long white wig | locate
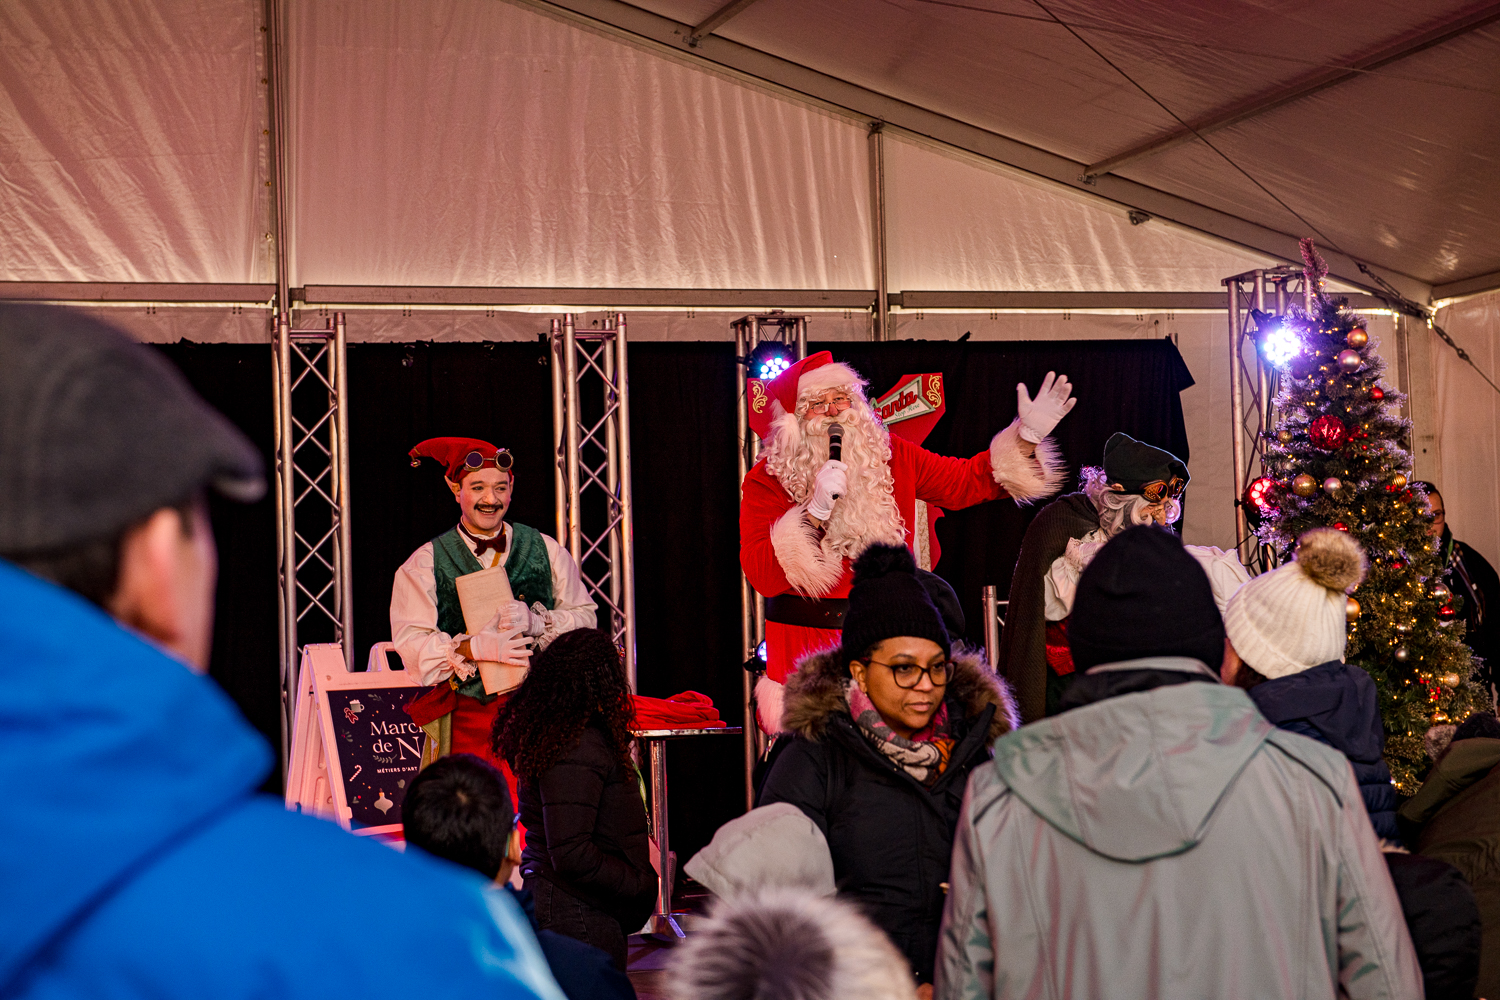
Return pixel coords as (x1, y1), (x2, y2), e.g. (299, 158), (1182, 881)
(1080, 465), (1182, 536)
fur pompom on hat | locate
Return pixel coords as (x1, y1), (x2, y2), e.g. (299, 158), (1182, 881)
(1225, 528), (1367, 680)
(667, 887), (918, 1000)
(838, 544), (951, 668)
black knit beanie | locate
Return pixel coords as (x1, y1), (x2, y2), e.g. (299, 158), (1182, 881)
(1068, 525), (1224, 671)
(839, 544), (951, 667)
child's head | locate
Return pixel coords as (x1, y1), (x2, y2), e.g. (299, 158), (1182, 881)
(401, 753), (519, 883)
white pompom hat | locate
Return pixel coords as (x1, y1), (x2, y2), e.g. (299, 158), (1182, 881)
(1224, 528), (1368, 680)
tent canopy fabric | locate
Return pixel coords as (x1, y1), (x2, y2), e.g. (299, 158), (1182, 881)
(5, 0), (1497, 300)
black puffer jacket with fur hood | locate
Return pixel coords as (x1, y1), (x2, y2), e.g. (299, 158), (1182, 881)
(757, 646), (1018, 985)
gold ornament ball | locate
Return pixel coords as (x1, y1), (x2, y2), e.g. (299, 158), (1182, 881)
(1433, 709), (1450, 723)
(1394, 645), (1410, 663)
(1277, 429), (1293, 444)
(1441, 672), (1461, 687)
(1396, 621), (1412, 634)
(1346, 597), (1361, 622)
(1346, 328), (1369, 349)
(1337, 349), (1363, 372)
(1391, 473), (1408, 488)
(1292, 474), (1318, 497)
(1430, 582), (1452, 601)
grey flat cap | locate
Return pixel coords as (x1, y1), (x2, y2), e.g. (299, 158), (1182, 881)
(0, 305), (264, 554)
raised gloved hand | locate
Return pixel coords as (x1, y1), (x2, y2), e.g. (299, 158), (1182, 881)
(1016, 371), (1077, 443)
(807, 459), (848, 520)
(468, 625), (531, 665)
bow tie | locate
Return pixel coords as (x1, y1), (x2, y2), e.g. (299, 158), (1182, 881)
(460, 526), (507, 559)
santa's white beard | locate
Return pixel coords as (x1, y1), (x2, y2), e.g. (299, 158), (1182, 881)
(764, 404), (905, 559)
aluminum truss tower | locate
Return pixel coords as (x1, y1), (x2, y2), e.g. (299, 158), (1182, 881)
(274, 313), (354, 774)
(550, 314), (638, 689)
(1224, 267), (1309, 574)
(733, 312), (808, 810)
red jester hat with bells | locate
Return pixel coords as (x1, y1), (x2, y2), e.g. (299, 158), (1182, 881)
(408, 437), (513, 483)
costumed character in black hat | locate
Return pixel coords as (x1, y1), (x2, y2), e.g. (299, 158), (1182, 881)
(998, 432), (1248, 722)
(741, 352), (1074, 732)
(393, 437), (597, 772)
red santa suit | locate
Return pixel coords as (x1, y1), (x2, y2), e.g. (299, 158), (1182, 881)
(739, 353), (1067, 729)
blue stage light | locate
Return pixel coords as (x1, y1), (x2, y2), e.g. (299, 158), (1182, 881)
(756, 640), (767, 662)
(758, 356), (791, 380)
(1260, 323), (1301, 369)
(746, 342), (796, 382)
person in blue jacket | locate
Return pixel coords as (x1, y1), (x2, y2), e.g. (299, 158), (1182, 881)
(1221, 527), (1399, 840)
(0, 304), (563, 1000)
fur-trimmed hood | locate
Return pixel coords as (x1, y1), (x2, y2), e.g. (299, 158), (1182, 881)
(782, 645), (1019, 744)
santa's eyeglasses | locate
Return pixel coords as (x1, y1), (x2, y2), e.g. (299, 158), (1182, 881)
(463, 449), (514, 471)
(801, 395), (853, 416)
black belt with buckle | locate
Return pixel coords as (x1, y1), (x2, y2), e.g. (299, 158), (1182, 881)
(765, 595), (848, 629)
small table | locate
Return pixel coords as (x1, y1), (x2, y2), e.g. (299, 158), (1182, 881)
(631, 726), (744, 939)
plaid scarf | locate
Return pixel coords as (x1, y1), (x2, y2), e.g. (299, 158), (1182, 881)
(847, 683), (954, 788)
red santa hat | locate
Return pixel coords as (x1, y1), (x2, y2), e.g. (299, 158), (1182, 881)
(748, 351), (864, 439)
(408, 437), (513, 482)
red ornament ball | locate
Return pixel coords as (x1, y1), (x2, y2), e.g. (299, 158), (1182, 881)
(1333, 522), (1349, 532)
(1370, 386), (1385, 401)
(1307, 415), (1349, 451)
(1439, 604), (1458, 621)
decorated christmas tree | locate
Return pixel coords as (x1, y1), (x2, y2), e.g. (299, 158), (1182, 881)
(1250, 240), (1486, 791)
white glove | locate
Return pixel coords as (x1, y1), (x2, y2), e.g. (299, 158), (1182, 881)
(807, 460), (848, 520)
(1016, 371), (1077, 443)
(469, 625), (531, 665)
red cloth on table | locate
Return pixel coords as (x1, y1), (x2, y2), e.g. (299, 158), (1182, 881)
(631, 691), (725, 730)
(740, 434), (1010, 682)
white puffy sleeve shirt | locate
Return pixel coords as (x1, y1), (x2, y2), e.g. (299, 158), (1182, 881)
(389, 523), (598, 686)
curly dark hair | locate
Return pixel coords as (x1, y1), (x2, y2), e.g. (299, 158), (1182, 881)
(492, 628), (636, 783)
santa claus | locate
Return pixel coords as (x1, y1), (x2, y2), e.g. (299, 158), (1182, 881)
(740, 351), (1075, 730)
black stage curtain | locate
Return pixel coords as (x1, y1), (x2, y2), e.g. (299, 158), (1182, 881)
(157, 337), (1190, 857)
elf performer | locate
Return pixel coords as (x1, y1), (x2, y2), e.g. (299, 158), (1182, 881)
(741, 351), (1074, 732)
(997, 432), (1248, 724)
(394, 437), (597, 768)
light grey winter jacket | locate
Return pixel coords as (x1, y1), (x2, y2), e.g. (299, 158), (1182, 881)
(936, 658), (1423, 1000)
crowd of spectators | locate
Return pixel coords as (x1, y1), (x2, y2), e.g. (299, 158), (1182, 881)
(6, 304), (1500, 999)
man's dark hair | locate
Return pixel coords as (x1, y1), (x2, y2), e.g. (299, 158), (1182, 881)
(1452, 711), (1500, 743)
(401, 753), (515, 880)
(1, 495), (201, 609)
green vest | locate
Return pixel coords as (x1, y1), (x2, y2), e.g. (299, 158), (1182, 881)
(431, 522), (555, 702)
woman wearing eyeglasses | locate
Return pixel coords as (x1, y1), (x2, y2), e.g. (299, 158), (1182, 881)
(757, 542), (1019, 995)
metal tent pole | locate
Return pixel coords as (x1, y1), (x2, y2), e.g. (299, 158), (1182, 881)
(614, 313), (638, 690)
(563, 315), (582, 562)
(333, 313), (354, 671)
(1227, 280), (1251, 564)
(275, 315), (297, 771)
(550, 319), (566, 544)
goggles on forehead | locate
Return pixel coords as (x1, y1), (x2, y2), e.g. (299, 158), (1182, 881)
(463, 448), (513, 472)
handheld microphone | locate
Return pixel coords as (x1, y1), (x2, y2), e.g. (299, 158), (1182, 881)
(827, 422), (844, 501)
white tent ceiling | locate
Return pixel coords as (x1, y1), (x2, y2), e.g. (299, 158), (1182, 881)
(4, 0), (1500, 558)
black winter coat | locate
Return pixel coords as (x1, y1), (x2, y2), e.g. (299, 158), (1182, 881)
(518, 724), (657, 932)
(757, 648), (1018, 985)
(1247, 660), (1400, 841)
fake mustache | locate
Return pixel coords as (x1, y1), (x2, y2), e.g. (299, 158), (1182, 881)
(473, 502), (505, 514)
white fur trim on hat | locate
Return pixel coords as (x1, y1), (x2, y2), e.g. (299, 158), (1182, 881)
(796, 362), (864, 402)
(1224, 530), (1366, 680)
(989, 419), (1067, 503)
(769, 506), (845, 598)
